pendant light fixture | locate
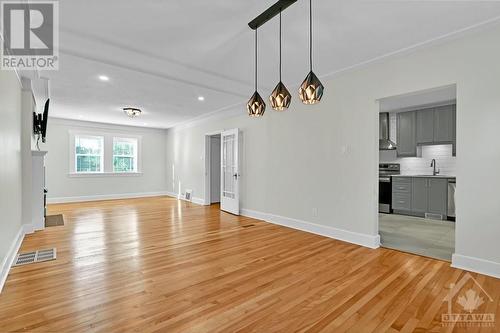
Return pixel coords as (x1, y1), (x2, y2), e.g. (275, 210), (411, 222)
(247, 28), (266, 117)
(298, 0), (324, 104)
(269, 10), (291, 111)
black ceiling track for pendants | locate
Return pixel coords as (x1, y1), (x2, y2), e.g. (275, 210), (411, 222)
(248, 0), (297, 30)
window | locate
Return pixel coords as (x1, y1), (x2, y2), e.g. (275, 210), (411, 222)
(75, 135), (104, 173)
(69, 131), (141, 176)
(113, 137), (138, 172)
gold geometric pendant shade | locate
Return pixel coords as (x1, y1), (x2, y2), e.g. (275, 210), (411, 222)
(247, 91), (266, 117)
(298, 71), (324, 105)
(270, 81), (291, 111)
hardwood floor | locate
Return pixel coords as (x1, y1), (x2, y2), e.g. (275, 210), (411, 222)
(0, 196), (498, 332)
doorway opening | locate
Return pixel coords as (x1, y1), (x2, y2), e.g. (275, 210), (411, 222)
(377, 84), (457, 261)
(204, 129), (241, 215)
(206, 134), (221, 205)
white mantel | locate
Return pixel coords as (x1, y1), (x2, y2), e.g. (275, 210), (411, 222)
(32, 150), (47, 230)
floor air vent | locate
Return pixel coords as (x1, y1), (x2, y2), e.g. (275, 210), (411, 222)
(424, 213), (444, 221)
(13, 248), (57, 267)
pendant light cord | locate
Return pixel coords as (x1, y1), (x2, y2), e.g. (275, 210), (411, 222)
(309, 0), (313, 72)
(255, 28), (258, 91)
(279, 10), (282, 82)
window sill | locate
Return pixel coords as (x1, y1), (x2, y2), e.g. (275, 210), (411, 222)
(68, 172), (143, 178)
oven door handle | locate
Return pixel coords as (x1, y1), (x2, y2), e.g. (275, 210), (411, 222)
(379, 177), (391, 183)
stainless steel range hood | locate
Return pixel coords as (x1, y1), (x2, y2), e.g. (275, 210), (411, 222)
(379, 112), (397, 150)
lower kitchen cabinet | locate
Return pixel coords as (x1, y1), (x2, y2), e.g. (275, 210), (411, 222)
(427, 178), (448, 215)
(392, 177), (449, 218)
(411, 178), (428, 213)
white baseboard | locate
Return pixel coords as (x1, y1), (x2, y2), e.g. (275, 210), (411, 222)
(241, 208), (380, 249)
(47, 191), (170, 204)
(241, 208), (270, 222)
(165, 191), (179, 199)
(167, 191), (205, 206)
(452, 254), (500, 279)
(0, 224), (34, 293)
(192, 197), (205, 205)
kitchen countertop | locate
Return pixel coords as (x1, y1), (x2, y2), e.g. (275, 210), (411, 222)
(392, 174), (456, 179)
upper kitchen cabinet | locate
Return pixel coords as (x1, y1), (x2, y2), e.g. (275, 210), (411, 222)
(416, 108), (434, 144)
(434, 105), (455, 144)
(397, 111), (417, 157)
(396, 104), (456, 157)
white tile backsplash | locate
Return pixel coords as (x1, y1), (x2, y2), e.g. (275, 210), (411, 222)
(380, 144), (456, 176)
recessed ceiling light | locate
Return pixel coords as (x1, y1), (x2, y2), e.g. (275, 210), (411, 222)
(198, 96), (205, 101)
(78, 115), (84, 119)
(98, 75), (110, 82)
(143, 122), (148, 126)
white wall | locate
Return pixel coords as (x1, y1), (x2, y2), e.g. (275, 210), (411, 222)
(21, 81), (36, 228)
(0, 70), (23, 286)
(166, 24), (500, 277)
(42, 118), (168, 202)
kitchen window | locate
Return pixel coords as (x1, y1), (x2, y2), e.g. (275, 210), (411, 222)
(113, 137), (138, 173)
(75, 135), (104, 173)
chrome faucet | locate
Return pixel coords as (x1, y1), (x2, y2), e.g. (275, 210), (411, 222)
(430, 159), (440, 176)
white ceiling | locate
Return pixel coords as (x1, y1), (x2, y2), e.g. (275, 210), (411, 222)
(31, 0), (500, 128)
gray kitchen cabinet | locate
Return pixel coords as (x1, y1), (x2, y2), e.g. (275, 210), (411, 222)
(392, 193), (412, 211)
(397, 111), (417, 157)
(392, 178), (412, 212)
(434, 105), (455, 143)
(416, 108), (434, 144)
(393, 176), (450, 218)
(411, 178), (428, 213)
(428, 178), (448, 215)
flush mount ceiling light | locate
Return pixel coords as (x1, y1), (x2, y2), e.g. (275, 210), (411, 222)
(246, 28), (266, 117)
(269, 10), (291, 111)
(299, 0), (324, 104)
(123, 107), (142, 118)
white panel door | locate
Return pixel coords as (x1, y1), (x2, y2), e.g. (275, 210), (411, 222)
(220, 128), (239, 215)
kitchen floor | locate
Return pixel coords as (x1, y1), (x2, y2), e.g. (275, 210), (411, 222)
(379, 213), (455, 261)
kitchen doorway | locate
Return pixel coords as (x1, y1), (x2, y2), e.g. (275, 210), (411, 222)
(377, 85), (457, 261)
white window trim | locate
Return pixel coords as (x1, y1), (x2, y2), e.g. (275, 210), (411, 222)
(68, 130), (142, 176)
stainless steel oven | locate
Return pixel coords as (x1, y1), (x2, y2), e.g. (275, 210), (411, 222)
(379, 163), (400, 213)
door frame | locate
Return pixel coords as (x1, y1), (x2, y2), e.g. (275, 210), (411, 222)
(203, 130), (223, 205)
(375, 84), (457, 255)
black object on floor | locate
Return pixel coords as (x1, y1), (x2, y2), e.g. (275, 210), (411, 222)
(45, 214), (64, 227)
